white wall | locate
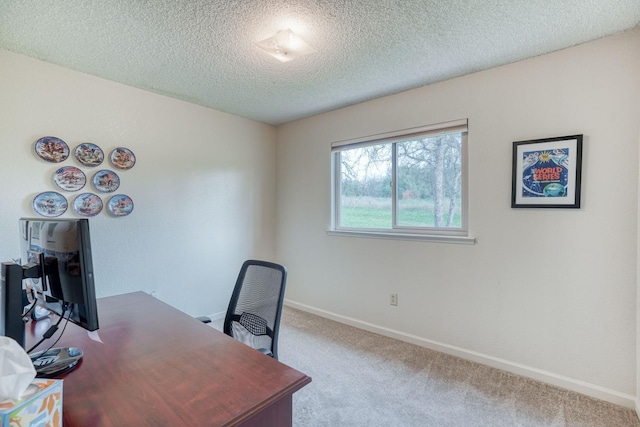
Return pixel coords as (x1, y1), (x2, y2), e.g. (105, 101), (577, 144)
(0, 49), (277, 318)
(276, 28), (640, 407)
(1, 28), (638, 410)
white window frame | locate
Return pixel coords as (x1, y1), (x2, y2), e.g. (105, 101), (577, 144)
(329, 119), (474, 244)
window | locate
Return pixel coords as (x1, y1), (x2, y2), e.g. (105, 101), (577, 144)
(331, 119), (469, 241)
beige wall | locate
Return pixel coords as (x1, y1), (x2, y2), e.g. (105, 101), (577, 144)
(276, 28), (640, 407)
(0, 49), (277, 318)
(2, 27), (639, 410)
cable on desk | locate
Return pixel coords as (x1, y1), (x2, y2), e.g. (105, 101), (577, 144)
(27, 305), (69, 355)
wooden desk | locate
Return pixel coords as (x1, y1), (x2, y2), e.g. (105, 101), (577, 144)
(26, 291), (311, 426)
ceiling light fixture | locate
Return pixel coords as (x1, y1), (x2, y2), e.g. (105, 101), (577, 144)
(255, 29), (315, 63)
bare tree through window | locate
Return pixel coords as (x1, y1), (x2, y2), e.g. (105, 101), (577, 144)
(334, 123), (467, 235)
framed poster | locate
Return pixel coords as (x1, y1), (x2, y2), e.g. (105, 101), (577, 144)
(511, 134), (583, 208)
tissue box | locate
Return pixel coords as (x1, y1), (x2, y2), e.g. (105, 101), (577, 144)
(0, 379), (62, 427)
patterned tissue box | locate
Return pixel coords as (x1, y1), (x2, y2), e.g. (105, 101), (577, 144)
(0, 379), (62, 427)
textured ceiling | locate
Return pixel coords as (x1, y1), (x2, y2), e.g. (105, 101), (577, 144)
(1, 1), (639, 125)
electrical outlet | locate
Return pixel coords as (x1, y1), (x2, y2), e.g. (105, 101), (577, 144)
(390, 293), (398, 306)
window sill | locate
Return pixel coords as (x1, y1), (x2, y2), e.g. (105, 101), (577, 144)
(327, 229), (476, 244)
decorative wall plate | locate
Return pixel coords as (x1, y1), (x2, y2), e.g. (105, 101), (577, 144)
(53, 166), (86, 192)
(33, 191), (68, 217)
(107, 194), (134, 217)
(92, 169), (120, 193)
(73, 193), (103, 217)
(109, 147), (136, 170)
(34, 136), (69, 163)
(74, 143), (104, 167)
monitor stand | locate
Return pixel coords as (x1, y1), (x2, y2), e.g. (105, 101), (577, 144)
(30, 347), (83, 378)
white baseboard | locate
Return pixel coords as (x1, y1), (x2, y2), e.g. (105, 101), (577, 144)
(284, 299), (636, 410)
(636, 397), (640, 421)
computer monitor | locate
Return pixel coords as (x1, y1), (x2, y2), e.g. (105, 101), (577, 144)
(0, 218), (99, 377)
(19, 218), (99, 332)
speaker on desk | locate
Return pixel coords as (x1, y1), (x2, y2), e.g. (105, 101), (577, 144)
(1, 262), (27, 348)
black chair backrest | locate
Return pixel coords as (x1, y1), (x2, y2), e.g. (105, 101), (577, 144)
(223, 260), (287, 359)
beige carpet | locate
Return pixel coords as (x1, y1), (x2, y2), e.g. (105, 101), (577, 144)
(213, 307), (640, 426)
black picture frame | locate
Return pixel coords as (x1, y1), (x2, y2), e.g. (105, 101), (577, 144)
(511, 134), (583, 208)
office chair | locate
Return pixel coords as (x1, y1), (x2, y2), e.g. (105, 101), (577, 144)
(200, 260), (287, 359)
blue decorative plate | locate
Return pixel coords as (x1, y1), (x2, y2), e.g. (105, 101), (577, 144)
(33, 191), (68, 217)
(107, 194), (134, 217)
(92, 170), (120, 193)
(109, 147), (136, 170)
(73, 193), (103, 217)
(54, 166), (86, 192)
(74, 143), (104, 167)
(34, 136), (70, 163)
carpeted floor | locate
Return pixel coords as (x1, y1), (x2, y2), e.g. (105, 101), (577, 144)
(213, 307), (640, 426)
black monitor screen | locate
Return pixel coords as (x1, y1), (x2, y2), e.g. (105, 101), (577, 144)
(20, 218), (99, 331)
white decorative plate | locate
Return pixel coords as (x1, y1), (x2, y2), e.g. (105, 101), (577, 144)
(35, 136), (69, 163)
(107, 194), (134, 217)
(74, 143), (104, 167)
(33, 191), (68, 217)
(92, 170), (120, 193)
(54, 166), (86, 192)
(73, 193), (103, 217)
(109, 147), (136, 170)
